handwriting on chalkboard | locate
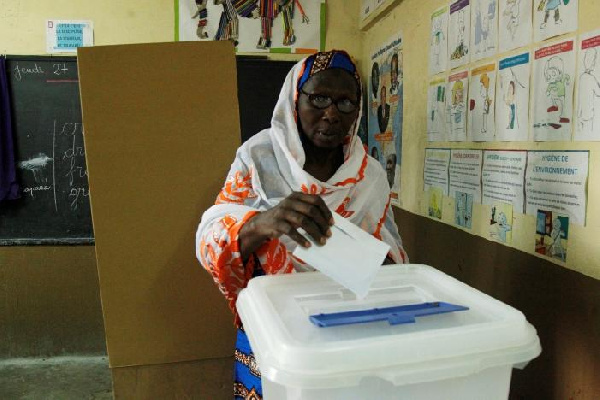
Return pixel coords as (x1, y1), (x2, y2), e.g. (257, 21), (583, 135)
(58, 121), (89, 210)
(13, 61), (71, 82)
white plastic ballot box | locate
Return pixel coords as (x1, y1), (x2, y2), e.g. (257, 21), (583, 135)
(236, 264), (541, 400)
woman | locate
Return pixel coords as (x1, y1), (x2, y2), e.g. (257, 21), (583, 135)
(196, 50), (408, 399)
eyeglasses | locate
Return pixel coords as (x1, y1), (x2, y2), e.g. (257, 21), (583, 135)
(299, 89), (358, 114)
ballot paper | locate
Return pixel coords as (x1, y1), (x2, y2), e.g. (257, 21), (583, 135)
(293, 213), (390, 298)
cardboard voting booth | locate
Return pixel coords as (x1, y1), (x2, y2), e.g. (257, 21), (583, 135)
(78, 41), (241, 396)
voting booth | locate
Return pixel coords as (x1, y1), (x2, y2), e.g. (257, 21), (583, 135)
(237, 264), (541, 400)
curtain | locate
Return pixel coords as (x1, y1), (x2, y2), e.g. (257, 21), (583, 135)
(0, 55), (19, 201)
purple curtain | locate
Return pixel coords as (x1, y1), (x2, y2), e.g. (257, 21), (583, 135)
(0, 55), (19, 201)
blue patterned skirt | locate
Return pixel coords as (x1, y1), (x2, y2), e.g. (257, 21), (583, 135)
(234, 328), (262, 399)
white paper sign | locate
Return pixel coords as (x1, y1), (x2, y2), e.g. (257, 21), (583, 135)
(482, 150), (527, 212)
(427, 78), (448, 142)
(449, 0), (471, 69)
(497, 52), (531, 141)
(470, 0), (498, 63)
(424, 148), (451, 195)
(499, 0), (532, 53)
(447, 70), (469, 141)
(449, 149), (483, 202)
(46, 20), (93, 54)
(429, 6), (449, 75)
(575, 30), (600, 141)
(468, 63), (496, 141)
(533, 0), (578, 43)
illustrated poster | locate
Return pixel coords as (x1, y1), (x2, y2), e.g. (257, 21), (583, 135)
(449, 0), (471, 69)
(499, 0), (533, 53)
(469, 63), (496, 141)
(497, 52), (531, 141)
(470, 0), (498, 63)
(424, 148), (451, 195)
(430, 6), (449, 75)
(535, 209), (569, 262)
(575, 30), (600, 141)
(533, 0), (578, 43)
(427, 77), (447, 142)
(447, 70), (469, 141)
(449, 149), (483, 203)
(482, 150), (527, 212)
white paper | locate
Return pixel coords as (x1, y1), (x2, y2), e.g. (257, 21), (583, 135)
(525, 151), (589, 225)
(533, 0), (578, 43)
(429, 6), (449, 75)
(292, 213), (390, 299)
(575, 30), (600, 141)
(361, 0), (376, 20)
(470, 0), (498, 63)
(499, 0), (533, 53)
(468, 63), (496, 141)
(449, 0), (471, 69)
(450, 149), (483, 203)
(497, 52), (531, 141)
(446, 70), (469, 141)
(178, 0), (324, 53)
(46, 20), (93, 54)
(427, 78), (447, 142)
(532, 38), (576, 141)
(482, 150), (527, 212)
(424, 148), (451, 195)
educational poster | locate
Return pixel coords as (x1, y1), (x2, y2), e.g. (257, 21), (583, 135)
(449, 0), (471, 69)
(482, 150), (527, 211)
(427, 78), (447, 142)
(455, 191), (474, 228)
(525, 150), (589, 225)
(178, 0), (325, 53)
(470, 0), (498, 63)
(533, 39), (575, 141)
(499, 0), (532, 53)
(424, 148), (451, 195)
(449, 149), (483, 203)
(46, 20), (94, 54)
(361, 0), (375, 21)
(489, 201), (513, 243)
(535, 209), (569, 262)
(533, 0), (578, 43)
(368, 33), (404, 205)
(497, 53), (531, 141)
(575, 30), (600, 141)
(468, 63), (496, 141)
(429, 6), (449, 75)
(428, 187), (444, 219)
(446, 70), (469, 141)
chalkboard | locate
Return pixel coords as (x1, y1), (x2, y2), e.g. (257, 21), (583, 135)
(0, 56), (93, 245)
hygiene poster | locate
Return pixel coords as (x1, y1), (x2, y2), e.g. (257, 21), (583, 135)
(449, 149), (483, 203)
(497, 52), (531, 141)
(424, 148), (451, 195)
(575, 30), (600, 141)
(446, 70), (469, 141)
(368, 32), (404, 206)
(533, 0), (578, 43)
(525, 150), (589, 225)
(470, 0), (498, 63)
(427, 77), (448, 142)
(468, 63), (496, 141)
(482, 150), (527, 212)
(449, 0), (471, 70)
(499, 0), (533, 53)
(429, 6), (449, 76)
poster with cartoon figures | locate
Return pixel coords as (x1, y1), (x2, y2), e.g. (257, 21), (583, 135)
(446, 71), (469, 141)
(499, 0), (533, 53)
(449, 149), (483, 203)
(427, 78), (447, 142)
(429, 6), (449, 75)
(469, 63), (496, 141)
(449, 0), (471, 69)
(497, 53), (531, 141)
(470, 0), (498, 63)
(533, 0), (578, 43)
(533, 39), (575, 141)
(535, 209), (569, 262)
(455, 191), (474, 229)
(368, 33), (404, 206)
(178, 0), (325, 53)
(489, 201), (513, 244)
(575, 30), (600, 141)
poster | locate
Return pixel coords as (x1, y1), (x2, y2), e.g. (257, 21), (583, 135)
(429, 6), (449, 75)
(482, 150), (527, 212)
(446, 70), (469, 141)
(470, 0), (498, 63)
(535, 209), (569, 262)
(46, 20), (94, 54)
(368, 33), (404, 205)
(424, 148), (451, 195)
(533, 39), (575, 141)
(361, 0), (375, 21)
(449, 0), (471, 69)
(455, 190), (474, 228)
(178, 0), (325, 53)
(449, 149), (483, 203)
(489, 201), (513, 243)
(497, 52), (531, 141)
(525, 151), (589, 225)
(499, 0), (532, 53)
(428, 187), (444, 219)
(468, 63), (496, 141)
(575, 30), (600, 141)
(533, 0), (578, 43)
(427, 77), (447, 142)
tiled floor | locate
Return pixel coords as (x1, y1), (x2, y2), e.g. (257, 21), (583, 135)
(0, 356), (113, 400)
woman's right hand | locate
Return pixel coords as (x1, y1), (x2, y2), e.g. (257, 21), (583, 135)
(238, 192), (334, 260)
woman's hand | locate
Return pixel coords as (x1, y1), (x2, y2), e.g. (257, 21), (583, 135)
(239, 192), (334, 260)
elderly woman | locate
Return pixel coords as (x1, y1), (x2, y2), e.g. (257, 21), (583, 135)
(196, 50), (408, 399)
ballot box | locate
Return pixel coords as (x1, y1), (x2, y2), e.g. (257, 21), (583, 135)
(236, 264), (541, 400)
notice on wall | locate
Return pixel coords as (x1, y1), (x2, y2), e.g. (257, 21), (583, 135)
(470, 0), (498, 63)
(468, 63), (496, 141)
(533, 39), (576, 141)
(482, 150), (526, 212)
(533, 0), (578, 43)
(535, 209), (569, 262)
(489, 201), (513, 244)
(499, 0), (533, 53)
(429, 6), (449, 75)
(449, 149), (483, 202)
(455, 190), (474, 229)
(427, 77), (447, 142)
(46, 20), (93, 54)
(525, 151), (589, 225)
(447, 70), (469, 141)
(424, 148), (451, 195)
(497, 52), (531, 141)
(575, 30), (600, 141)
(449, 0), (471, 69)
